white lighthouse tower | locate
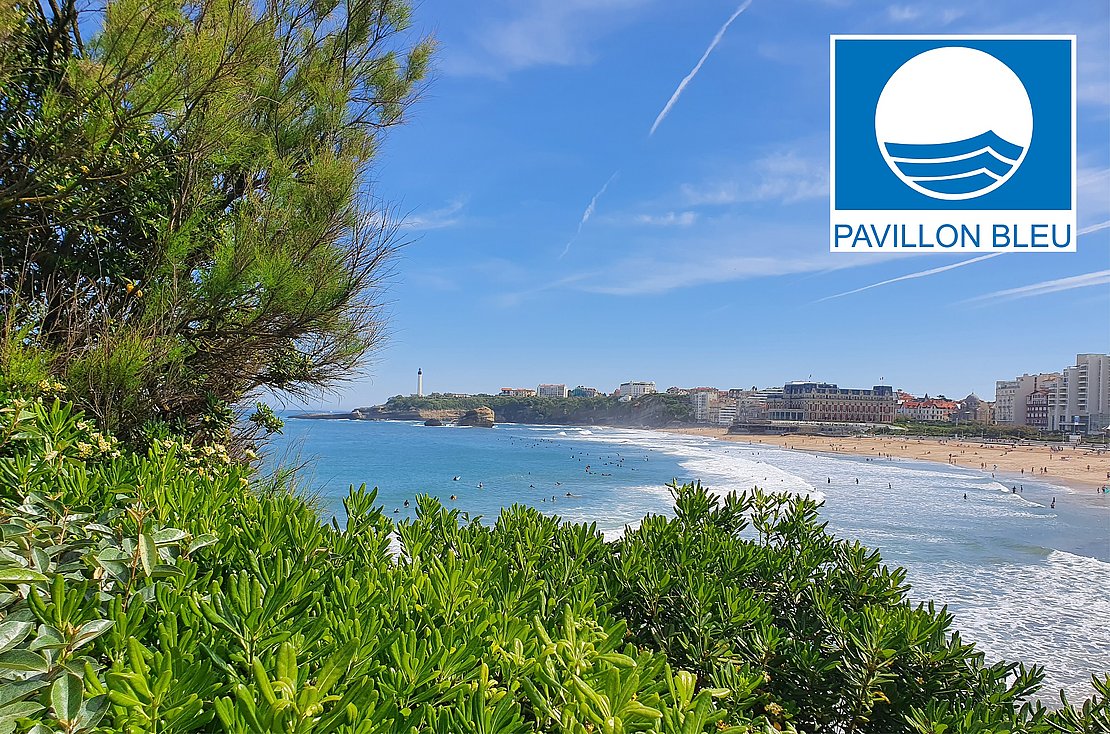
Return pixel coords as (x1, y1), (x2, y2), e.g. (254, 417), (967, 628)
(417, 368), (423, 397)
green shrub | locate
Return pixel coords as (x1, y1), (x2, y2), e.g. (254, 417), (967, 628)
(0, 398), (1106, 733)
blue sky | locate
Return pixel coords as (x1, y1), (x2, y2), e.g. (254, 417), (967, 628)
(307, 0), (1109, 408)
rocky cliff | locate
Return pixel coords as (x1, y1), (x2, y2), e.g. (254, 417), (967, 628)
(456, 406), (495, 427)
(351, 405), (464, 422)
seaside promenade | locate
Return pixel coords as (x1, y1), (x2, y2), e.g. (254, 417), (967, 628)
(666, 428), (1110, 490)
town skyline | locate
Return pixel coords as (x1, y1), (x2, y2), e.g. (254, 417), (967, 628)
(340, 352), (1106, 435)
(297, 346), (1108, 412)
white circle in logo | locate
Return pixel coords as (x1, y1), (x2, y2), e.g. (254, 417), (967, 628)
(875, 47), (1032, 200)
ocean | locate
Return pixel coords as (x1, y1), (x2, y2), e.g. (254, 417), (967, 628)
(265, 417), (1110, 701)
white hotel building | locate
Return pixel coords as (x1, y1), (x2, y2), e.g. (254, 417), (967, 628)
(617, 381), (656, 398)
(995, 354), (1110, 434)
(1049, 354), (1110, 434)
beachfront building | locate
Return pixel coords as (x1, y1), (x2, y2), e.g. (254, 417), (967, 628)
(994, 372), (1059, 425)
(500, 387), (537, 397)
(569, 386), (599, 397)
(665, 387), (691, 395)
(951, 394), (991, 424)
(616, 381), (656, 398)
(897, 397), (959, 422)
(767, 382), (895, 424)
(690, 389), (718, 423)
(994, 380), (1018, 424)
(1049, 353), (1110, 434)
(537, 384), (568, 398)
(716, 398), (739, 426)
(1026, 390), (1050, 431)
(734, 388), (780, 422)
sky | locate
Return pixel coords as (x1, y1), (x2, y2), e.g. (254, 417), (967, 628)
(303, 0), (1110, 409)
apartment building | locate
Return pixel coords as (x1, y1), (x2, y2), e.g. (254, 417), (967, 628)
(994, 373), (1060, 425)
(716, 399), (739, 426)
(1049, 353), (1110, 434)
(690, 389), (718, 423)
(1026, 390), (1050, 431)
(536, 384), (568, 398)
(500, 388), (536, 397)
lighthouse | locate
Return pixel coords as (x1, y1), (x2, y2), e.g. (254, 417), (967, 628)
(417, 368), (423, 397)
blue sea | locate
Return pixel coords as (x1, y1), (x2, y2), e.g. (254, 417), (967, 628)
(266, 418), (1110, 701)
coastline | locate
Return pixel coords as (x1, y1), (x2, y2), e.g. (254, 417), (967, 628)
(660, 427), (1110, 492)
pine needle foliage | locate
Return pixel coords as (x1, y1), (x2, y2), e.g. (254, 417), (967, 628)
(0, 0), (431, 441)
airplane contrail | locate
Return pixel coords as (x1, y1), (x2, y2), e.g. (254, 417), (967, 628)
(560, 3), (753, 259)
(560, 170), (619, 259)
(816, 219), (1110, 302)
(1078, 219), (1110, 235)
(649, 0), (754, 137)
(815, 253), (1004, 302)
(965, 269), (1110, 303)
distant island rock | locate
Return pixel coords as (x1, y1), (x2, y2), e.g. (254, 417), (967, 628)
(424, 418), (444, 426)
(456, 406), (495, 428)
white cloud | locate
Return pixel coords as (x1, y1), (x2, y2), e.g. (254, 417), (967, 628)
(681, 149), (829, 206)
(578, 254), (832, 295)
(633, 211), (699, 226)
(886, 4), (965, 24)
(444, 0), (649, 76)
(403, 199), (466, 230)
(1078, 165), (1110, 227)
(886, 5), (922, 22)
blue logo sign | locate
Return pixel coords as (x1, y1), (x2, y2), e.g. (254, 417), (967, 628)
(830, 36), (1076, 252)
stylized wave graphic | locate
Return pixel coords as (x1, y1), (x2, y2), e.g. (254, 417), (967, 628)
(884, 131), (1024, 197)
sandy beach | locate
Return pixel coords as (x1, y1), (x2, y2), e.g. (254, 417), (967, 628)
(664, 427), (1110, 491)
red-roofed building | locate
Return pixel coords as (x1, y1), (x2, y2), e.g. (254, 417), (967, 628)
(897, 398), (959, 422)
